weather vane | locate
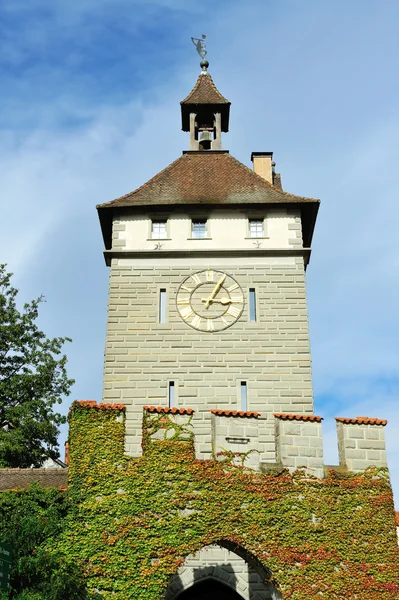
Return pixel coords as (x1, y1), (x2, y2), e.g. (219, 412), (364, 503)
(191, 34), (207, 60)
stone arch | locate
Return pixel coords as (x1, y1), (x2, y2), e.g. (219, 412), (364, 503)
(177, 577), (245, 599)
(163, 540), (282, 600)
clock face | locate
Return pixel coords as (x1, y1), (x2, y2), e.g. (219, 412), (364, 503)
(176, 270), (244, 332)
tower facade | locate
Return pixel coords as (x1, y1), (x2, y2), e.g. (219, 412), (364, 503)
(59, 59), (398, 600)
(97, 61), (320, 467)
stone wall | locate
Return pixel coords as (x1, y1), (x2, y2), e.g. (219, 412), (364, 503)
(103, 256), (314, 459)
(336, 417), (388, 471)
(164, 544), (281, 600)
(275, 414), (324, 478)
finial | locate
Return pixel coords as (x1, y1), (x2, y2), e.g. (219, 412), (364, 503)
(191, 34), (208, 73)
(200, 59), (209, 74)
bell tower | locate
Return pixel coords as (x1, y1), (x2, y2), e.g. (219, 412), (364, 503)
(180, 58), (230, 150)
(97, 56), (321, 470)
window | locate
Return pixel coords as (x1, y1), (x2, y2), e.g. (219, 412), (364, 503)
(192, 219), (207, 239)
(249, 218), (264, 238)
(240, 382), (248, 412)
(152, 220), (167, 239)
(249, 288), (256, 322)
(159, 289), (167, 324)
(168, 381), (175, 408)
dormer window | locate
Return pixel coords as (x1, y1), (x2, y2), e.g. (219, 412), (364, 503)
(249, 218), (264, 238)
(152, 220), (167, 239)
(191, 219), (207, 239)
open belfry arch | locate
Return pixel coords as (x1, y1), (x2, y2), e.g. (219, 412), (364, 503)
(54, 46), (399, 599)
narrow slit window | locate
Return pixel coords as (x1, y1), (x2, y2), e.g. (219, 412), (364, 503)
(240, 382), (248, 412)
(249, 218), (264, 238)
(249, 288), (256, 322)
(192, 219), (207, 238)
(152, 220), (167, 239)
(159, 289), (166, 323)
(168, 381), (175, 408)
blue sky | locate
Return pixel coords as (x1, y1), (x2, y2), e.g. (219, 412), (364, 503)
(1, 0), (399, 503)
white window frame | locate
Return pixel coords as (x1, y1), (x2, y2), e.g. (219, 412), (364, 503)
(191, 219), (208, 239)
(151, 219), (168, 239)
(248, 218), (264, 238)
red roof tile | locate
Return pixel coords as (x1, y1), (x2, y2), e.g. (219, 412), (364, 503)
(73, 400), (125, 410)
(335, 417), (387, 426)
(98, 152), (316, 210)
(181, 72), (230, 106)
(274, 413), (323, 422)
(97, 152), (319, 251)
(211, 409), (260, 418)
(144, 406), (194, 415)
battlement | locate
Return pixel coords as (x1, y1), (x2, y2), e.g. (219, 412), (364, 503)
(69, 401), (388, 478)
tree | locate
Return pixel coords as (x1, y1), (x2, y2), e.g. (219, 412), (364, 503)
(0, 265), (74, 468)
(0, 485), (89, 600)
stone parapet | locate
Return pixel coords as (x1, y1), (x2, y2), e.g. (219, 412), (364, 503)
(274, 413), (324, 478)
(336, 416), (388, 472)
(211, 411), (261, 469)
(66, 402), (390, 479)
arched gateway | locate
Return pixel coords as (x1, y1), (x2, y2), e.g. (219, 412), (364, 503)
(164, 542), (281, 600)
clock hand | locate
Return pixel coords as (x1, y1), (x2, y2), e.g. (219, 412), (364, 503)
(204, 274), (226, 309)
(201, 297), (232, 305)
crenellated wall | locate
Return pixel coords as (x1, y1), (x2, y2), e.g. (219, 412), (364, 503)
(132, 404), (388, 476)
(61, 400), (399, 599)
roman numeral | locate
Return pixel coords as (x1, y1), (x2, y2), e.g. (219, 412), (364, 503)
(231, 296), (243, 303)
(180, 307), (194, 320)
(221, 316), (230, 326)
(191, 315), (202, 329)
(177, 297), (190, 305)
(207, 319), (214, 331)
(181, 285), (193, 293)
(190, 273), (202, 285)
(227, 305), (241, 318)
(206, 270), (214, 282)
(227, 283), (239, 292)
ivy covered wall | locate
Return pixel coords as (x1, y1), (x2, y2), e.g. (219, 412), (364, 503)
(57, 401), (399, 599)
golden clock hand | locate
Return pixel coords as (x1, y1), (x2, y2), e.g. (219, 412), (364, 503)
(204, 274), (226, 309)
(201, 297), (232, 305)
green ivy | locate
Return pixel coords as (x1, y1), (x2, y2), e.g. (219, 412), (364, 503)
(2, 403), (399, 599)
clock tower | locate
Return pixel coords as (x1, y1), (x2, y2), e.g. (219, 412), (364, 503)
(97, 58), (320, 468)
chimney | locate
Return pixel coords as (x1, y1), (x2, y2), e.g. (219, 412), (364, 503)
(251, 152), (274, 184)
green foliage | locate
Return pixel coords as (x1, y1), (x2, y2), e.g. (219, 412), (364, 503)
(56, 404), (399, 600)
(2, 404), (398, 599)
(0, 484), (87, 599)
(0, 265), (74, 467)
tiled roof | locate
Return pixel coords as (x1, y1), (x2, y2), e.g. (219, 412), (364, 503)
(98, 152), (317, 209)
(335, 417), (387, 426)
(274, 413), (323, 422)
(73, 400), (126, 410)
(97, 151), (319, 250)
(181, 72), (230, 106)
(144, 406), (194, 415)
(0, 469), (68, 491)
(211, 409), (260, 418)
